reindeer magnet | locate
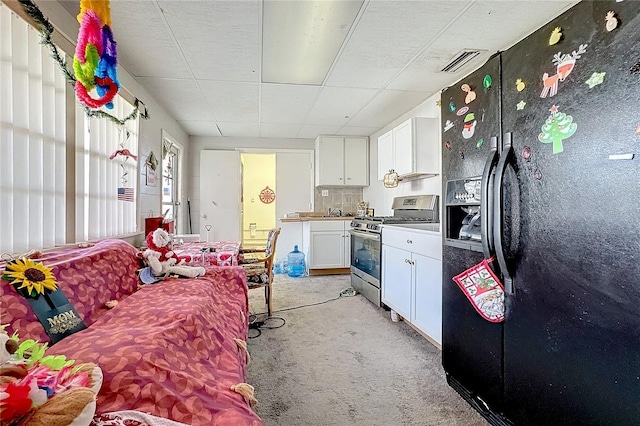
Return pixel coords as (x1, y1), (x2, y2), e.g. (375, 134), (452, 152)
(540, 44), (588, 98)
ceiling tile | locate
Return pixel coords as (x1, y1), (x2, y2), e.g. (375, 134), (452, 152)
(260, 123), (303, 139)
(137, 78), (213, 121)
(261, 84), (321, 124)
(325, 1), (469, 89)
(305, 86), (378, 125)
(108, 1), (191, 79)
(387, 1), (577, 91)
(298, 124), (342, 139)
(198, 81), (259, 123)
(217, 122), (261, 138)
(178, 121), (222, 137)
(158, 0), (261, 82)
(347, 89), (430, 128)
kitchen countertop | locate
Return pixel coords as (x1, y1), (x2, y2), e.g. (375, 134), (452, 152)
(280, 216), (355, 222)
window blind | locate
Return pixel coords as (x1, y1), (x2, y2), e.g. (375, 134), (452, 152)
(75, 96), (139, 242)
(0, 4), (67, 255)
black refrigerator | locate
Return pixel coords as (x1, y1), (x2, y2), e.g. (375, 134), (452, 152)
(441, 1), (640, 425)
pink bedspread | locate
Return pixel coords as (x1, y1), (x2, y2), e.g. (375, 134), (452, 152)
(55, 268), (262, 425)
(1, 239), (263, 426)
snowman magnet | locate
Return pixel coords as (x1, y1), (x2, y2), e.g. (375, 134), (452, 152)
(462, 113), (477, 139)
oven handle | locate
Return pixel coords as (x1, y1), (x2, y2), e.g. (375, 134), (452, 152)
(349, 230), (381, 241)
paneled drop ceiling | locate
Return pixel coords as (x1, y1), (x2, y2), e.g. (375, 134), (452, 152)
(58, 0), (578, 139)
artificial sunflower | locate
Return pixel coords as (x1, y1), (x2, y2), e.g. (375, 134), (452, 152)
(2, 258), (58, 297)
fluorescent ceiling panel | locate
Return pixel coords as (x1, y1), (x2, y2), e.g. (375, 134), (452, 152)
(262, 0), (363, 85)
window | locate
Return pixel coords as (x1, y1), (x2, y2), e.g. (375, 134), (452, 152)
(75, 97), (139, 242)
(0, 4), (139, 255)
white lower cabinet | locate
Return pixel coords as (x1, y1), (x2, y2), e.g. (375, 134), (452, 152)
(382, 226), (442, 346)
(307, 220), (351, 269)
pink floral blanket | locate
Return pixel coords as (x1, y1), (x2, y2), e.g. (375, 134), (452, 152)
(1, 240), (263, 426)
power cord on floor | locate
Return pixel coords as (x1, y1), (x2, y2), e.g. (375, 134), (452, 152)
(248, 287), (358, 339)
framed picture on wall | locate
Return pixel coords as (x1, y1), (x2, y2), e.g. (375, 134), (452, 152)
(146, 166), (157, 187)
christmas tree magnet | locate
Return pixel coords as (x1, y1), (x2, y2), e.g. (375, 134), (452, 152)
(461, 83), (477, 104)
(549, 27), (563, 45)
(605, 11), (619, 31)
(516, 79), (526, 92)
(586, 72), (606, 88)
(538, 105), (577, 154)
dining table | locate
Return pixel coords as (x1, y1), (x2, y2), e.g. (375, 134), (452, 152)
(173, 240), (241, 267)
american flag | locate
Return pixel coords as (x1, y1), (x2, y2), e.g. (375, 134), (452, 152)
(117, 187), (134, 202)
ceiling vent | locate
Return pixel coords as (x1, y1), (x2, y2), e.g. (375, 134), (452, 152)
(440, 50), (482, 73)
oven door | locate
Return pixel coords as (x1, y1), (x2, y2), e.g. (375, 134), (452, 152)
(349, 229), (381, 282)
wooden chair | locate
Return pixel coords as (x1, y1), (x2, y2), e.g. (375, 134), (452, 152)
(238, 228), (281, 317)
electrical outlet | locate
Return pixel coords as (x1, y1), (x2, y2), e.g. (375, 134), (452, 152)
(321, 190), (329, 197)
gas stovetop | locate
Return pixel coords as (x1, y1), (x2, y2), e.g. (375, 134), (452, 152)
(351, 216), (437, 233)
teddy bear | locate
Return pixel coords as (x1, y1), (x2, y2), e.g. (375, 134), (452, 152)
(142, 228), (205, 279)
(0, 330), (103, 426)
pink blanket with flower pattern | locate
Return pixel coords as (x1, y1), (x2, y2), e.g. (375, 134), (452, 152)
(1, 239), (263, 426)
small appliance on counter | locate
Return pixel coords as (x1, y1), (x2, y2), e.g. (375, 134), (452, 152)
(356, 201), (368, 217)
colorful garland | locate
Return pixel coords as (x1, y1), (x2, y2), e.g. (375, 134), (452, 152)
(17, 0), (149, 125)
(73, 0), (120, 109)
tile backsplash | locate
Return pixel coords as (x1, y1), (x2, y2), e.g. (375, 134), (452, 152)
(314, 187), (364, 215)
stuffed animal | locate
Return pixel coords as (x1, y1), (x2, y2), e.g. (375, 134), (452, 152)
(0, 330), (102, 426)
(143, 228), (205, 279)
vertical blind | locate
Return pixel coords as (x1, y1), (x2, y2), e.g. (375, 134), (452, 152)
(0, 4), (67, 255)
(75, 97), (139, 242)
(0, 4), (139, 255)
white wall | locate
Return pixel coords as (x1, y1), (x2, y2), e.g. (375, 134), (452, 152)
(35, 1), (189, 245)
(363, 92), (442, 217)
(188, 137), (314, 233)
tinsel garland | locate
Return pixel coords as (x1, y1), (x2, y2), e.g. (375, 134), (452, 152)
(17, 0), (149, 125)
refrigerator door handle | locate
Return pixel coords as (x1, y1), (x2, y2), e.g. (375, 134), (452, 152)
(493, 132), (514, 294)
(480, 136), (499, 259)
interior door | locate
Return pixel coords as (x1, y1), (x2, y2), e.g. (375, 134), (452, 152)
(275, 151), (313, 259)
(199, 150), (241, 242)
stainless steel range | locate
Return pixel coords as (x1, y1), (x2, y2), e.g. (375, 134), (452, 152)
(349, 195), (439, 306)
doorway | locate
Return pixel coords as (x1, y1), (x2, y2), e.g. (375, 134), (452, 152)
(241, 153), (276, 248)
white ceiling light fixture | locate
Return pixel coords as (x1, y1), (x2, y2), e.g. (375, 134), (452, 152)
(262, 0), (364, 86)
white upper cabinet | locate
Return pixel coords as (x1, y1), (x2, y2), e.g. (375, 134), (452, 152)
(316, 136), (369, 187)
(377, 117), (440, 181)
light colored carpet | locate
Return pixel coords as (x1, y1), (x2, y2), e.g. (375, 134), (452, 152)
(247, 273), (489, 426)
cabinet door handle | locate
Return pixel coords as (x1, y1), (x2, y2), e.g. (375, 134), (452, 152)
(406, 239), (412, 244)
(405, 259), (410, 264)
(347, 177), (351, 180)
(339, 177), (343, 180)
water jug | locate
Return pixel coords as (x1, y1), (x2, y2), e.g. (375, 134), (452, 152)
(287, 245), (306, 277)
